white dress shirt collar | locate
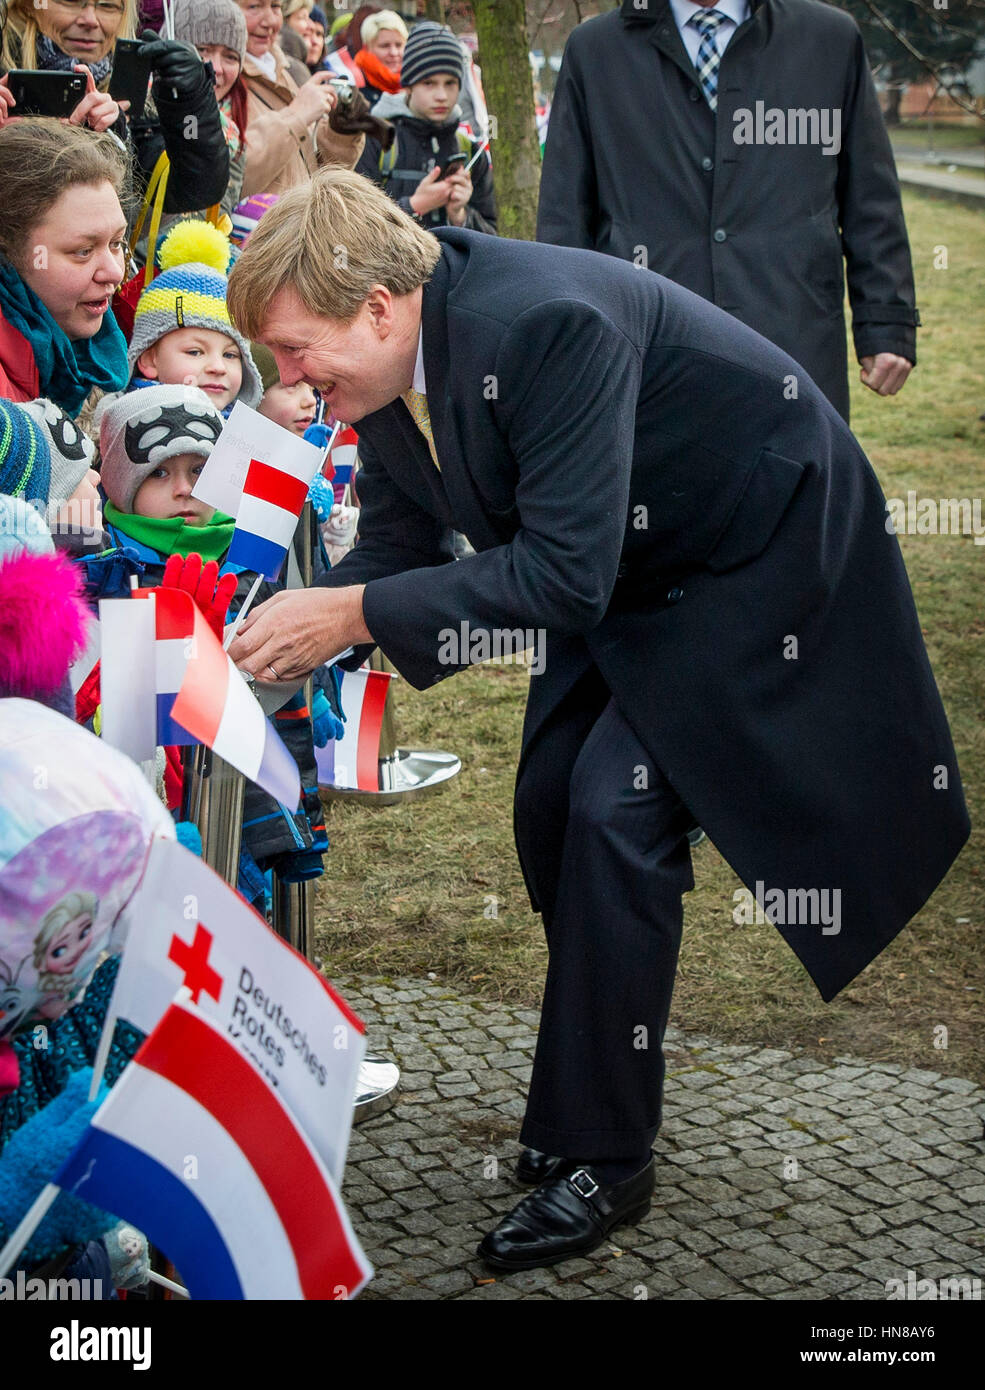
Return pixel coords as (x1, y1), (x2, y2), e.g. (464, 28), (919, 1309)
(413, 324), (427, 395)
(668, 0), (751, 62)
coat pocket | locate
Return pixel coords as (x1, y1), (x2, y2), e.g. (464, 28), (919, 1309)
(705, 447), (807, 574)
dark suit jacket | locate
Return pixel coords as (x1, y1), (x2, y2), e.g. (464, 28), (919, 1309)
(536, 0), (920, 421)
(318, 228), (968, 1000)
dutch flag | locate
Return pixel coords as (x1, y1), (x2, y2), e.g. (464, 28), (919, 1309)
(55, 998), (372, 1300)
(161, 588), (301, 809)
(226, 458), (311, 582)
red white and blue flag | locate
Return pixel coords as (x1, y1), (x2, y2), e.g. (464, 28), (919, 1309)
(328, 422), (359, 503)
(152, 585), (198, 746)
(57, 998), (372, 1300)
(315, 667), (391, 793)
(160, 589), (300, 807)
(191, 403), (324, 580)
(226, 456), (310, 582)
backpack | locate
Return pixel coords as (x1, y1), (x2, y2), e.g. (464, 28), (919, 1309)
(378, 127), (474, 185)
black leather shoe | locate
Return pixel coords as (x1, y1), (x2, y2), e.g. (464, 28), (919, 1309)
(514, 1148), (573, 1185)
(478, 1159), (655, 1271)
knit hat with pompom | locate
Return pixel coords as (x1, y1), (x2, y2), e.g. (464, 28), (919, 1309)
(129, 221), (262, 407)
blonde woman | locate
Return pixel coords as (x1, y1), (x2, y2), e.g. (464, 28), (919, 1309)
(353, 8), (405, 104)
(0, 0), (230, 218)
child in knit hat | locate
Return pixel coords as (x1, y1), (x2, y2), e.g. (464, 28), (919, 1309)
(252, 342), (318, 438)
(127, 221), (263, 416)
(0, 398), (103, 550)
(96, 385), (233, 562)
(355, 21), (497, 234)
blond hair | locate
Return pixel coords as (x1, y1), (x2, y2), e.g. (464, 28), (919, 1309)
(0, 0), (137, 72)
(227, 167), (441, 336)
(0, 119), (130, 271)
(360, 9), (407, 46)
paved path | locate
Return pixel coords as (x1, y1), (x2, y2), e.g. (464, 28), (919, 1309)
(896, 162), (985, 208)
(337, 974), (985, 1301)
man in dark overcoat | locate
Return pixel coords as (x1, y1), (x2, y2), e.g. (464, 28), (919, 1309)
(537, 0), (920, 421)
(227, 171), (968, 1273)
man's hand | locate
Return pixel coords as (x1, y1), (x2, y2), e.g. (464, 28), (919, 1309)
(228, 586), (371, 682)
(859, 353), (912, 397)
(444, 167), (473, 227)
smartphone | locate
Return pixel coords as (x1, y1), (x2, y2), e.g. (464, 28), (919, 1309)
(5, 70), (87, 117)
(109, 38), (153, 121)
(438, 152), (467, 180)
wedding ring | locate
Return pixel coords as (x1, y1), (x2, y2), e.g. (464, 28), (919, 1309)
(266, 663), (280, 680)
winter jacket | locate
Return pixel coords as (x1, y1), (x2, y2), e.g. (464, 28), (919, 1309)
(130, 86), (230, 217)
(357, 94), (496, 235)
(536, 0), (920, 422)
(240, 47), (365, 196)
(0, 311), (39, 404)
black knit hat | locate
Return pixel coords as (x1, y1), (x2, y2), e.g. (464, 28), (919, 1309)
(400, 22), (464, 88)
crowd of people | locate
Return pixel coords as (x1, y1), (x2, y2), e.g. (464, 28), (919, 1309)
(0, 0), (498, 1293)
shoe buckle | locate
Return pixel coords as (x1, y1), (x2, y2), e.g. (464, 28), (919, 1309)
(569, 1168), (600, 1200)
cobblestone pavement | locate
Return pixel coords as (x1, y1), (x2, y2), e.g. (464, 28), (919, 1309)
(336, 974), (985, 1301)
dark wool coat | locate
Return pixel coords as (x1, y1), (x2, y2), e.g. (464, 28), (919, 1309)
(536, 0), (920, 421)
(317, 229), (968, 1001)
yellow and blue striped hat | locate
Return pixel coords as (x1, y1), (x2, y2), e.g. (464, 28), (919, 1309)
(129, 221), (262, 407)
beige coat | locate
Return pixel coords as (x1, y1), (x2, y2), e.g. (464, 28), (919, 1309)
(241, 48), (364, 197)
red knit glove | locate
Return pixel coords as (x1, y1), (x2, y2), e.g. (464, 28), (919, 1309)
(160, 552), (239, 642)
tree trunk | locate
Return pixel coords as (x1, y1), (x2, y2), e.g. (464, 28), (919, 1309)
(472, 0), (541, 240)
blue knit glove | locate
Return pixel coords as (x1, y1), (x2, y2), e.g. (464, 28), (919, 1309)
(0, 1068), (115, 1266)
(311, 686), (344, 747)
(307, 471), (336, 525)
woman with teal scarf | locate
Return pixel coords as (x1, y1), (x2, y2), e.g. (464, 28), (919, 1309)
(0, 119), (130, 416)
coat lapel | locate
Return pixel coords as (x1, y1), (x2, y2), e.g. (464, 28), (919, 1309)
(420, 255), (519, 553)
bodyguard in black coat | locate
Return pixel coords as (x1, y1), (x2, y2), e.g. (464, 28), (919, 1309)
(227, 184), (968, 1270)
(538, 0), (920, 422)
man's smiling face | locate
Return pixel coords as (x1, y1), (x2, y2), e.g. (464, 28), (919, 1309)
(258, 286), (421, 424)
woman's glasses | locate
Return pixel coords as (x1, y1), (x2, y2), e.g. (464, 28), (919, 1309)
(50, 0), (127, 16)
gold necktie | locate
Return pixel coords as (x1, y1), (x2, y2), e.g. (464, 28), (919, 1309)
(400, 388), (440, 471)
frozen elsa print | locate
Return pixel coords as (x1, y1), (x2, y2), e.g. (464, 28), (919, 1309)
(32, 891), (100, 1014)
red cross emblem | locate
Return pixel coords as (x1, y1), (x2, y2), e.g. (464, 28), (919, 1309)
(168, 923), (223, 1006)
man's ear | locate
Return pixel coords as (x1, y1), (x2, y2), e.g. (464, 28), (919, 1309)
(136, 346), (159, 380)
(365, 285), (396, 339)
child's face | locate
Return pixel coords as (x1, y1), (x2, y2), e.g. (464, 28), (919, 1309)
(45, 914), (93, 975)
(257, 380), (318, 437)
(406, 75), (460, 124)
(137, 328), (243, 412)
(132, 453), (216, 525)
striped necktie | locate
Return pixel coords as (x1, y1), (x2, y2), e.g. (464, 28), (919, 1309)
(691, 9), (728, 112)
(400, 388), (440, 471)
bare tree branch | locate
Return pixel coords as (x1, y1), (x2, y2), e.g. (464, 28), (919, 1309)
(854, 0), (985, 119)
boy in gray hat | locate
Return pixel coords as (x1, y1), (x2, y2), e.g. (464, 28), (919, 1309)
(355, 22), (497, 234)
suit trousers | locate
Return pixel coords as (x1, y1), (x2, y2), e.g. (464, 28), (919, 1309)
(514, 663), (694, 1160)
